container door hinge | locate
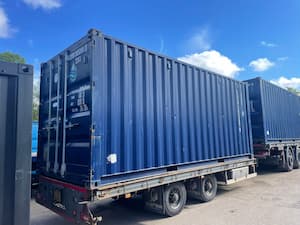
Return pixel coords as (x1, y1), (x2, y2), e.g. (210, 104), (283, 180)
(90, 123), (96, 132)
(89, 170), (94, 180)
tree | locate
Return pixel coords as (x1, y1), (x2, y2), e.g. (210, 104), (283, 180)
(32, 79), (40, 121)
(0, 51), (26, 64)
(287, 87), (300, 96)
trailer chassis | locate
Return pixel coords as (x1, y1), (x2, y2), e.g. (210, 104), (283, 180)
(254, 141), (300, 171)
(36, 158), (256, 225)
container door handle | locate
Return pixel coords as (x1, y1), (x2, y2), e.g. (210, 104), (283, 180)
(65, 123), (79, 129)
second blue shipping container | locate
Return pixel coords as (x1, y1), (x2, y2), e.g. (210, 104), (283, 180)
(32, 121), (38, 160)
(31, 121), (38, 183)
(245, 77), (300, 144)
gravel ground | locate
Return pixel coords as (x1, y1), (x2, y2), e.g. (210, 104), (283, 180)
(31, 168), (300, 225)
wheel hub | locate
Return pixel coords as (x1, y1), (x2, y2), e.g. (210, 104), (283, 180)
(169, 188), (181, 209)
(204, 180), (213, 195)
(287, 150), (293, 167)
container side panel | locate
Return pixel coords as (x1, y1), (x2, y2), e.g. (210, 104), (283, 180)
(262, 79), (300, 141)
(246, 78), (300, 144)
(92, 34), (253, 185)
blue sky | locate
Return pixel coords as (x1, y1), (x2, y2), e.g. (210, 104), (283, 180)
(0, 0), (299, 88)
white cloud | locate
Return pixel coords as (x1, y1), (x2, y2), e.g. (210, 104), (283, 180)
(260, 41), (277, 48)
(23, 0), (62, 10)
(178, 50), (243, 78)
(0, 7), (16, 38)
(270, 76), (300, 90)
(185, 28), (211, 53)
(249, 58), (274, 72)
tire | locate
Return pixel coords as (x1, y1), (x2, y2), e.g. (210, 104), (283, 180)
(198, 175), (218, 202)
(163, 183), (187, 217)
(282, 147), (294, 172)
(293, 148), (300, 169)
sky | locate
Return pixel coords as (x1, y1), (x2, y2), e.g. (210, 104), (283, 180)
(0, 0), (299, 89)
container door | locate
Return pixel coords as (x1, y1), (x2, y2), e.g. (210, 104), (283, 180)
(38, 41), (93, 185)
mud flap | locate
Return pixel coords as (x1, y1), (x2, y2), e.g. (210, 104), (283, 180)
(143, 186), (165, 215)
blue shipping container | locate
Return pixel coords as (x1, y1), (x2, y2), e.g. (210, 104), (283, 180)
(32, 121), (38, 159)
(31, 121), (38, 181)
(38, 29), (253, 187)
(245, 77), (300, 144)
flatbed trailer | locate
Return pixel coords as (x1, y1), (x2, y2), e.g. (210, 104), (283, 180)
(37, 158), (256, 224)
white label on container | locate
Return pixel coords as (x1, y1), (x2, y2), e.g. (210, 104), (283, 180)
(75, 56), (82, 64)
(266, 130), (270, 136)
(54, 73), (58, 83)
(69, 44), (88, 61)
(107, 154), (117, 164)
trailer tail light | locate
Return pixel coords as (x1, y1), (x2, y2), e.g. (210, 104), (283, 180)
(80, 212), (89, 222)
(80, 206), (91, 223)
(72, 210), (77, 216)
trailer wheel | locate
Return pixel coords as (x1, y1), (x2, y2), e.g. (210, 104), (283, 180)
(198, 175), (218, 202)
(282, 147), (294, 172)
(293, 148), (300, 169)
(163, 183), (187, 217)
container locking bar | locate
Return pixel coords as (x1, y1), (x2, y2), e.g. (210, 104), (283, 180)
(54, 56), (61, 174)
(46, 61), (53, 172)
(61, 52), (68, 177)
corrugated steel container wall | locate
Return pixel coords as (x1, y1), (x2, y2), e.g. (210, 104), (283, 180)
(92, 34), (253, 185)
(32, 122), (38, 155)
(32, 121), (38, 170)
(0, 61), (33, 225)
(38, 30), (253, 187)
(245, 77), (300, 144)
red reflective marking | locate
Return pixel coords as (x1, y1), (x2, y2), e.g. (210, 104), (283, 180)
(39, 175), (88, 193)
(253, 144), (264, 147)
